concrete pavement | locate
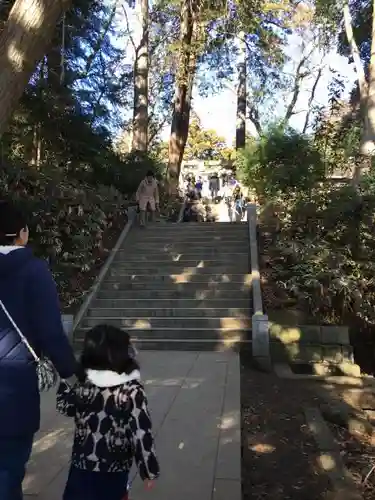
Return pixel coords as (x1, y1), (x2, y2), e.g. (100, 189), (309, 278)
(24, 351), (241, 500)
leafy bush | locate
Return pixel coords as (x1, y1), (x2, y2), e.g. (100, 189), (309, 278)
(94, 151), (166, 196)
(261, 182), (375, 326)
(0, 161), (128, 308)
(237, 127), (325, 198)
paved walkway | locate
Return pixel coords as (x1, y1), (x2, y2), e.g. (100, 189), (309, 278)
(213, 200), (247, 223)
(24, 351), (241, 500)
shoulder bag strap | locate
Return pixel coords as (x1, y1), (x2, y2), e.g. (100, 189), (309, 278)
(0, 299), (39, 362)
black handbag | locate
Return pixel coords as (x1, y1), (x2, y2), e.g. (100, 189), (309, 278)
(0, 299), (58, 391)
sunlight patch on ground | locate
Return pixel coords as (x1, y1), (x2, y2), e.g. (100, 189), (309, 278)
(220, 335), (242, 348)
(129, 319), (151, 329)
(250, 443), (276, 454)
(220, 317), (249, 329)
(243, 274), (252, 286)
(171, 267), (197, 283)
(317, 453), (336, 472)
(143, 378), (203, 389)
(220, 411), (240, 431)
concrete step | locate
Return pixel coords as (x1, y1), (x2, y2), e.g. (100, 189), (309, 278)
(74, 337), (250, 352)
(82, 316), (251, 329)
(74, 327), (251, 345)
(101, 281), (251, 291)
(122, 236), (249, 246)
(129, 227), (248, 236)
(88, 307), (251, 318)
(108, 267), (250, 277)
(103, 273), (251, 284)
(134, 221), (248, 232)
(114, 252), (249, 262)
(128, 232), (247, 239)
(96, 289), (251, 299)
(91, 298), (251, 309)
(111, 257), (249, 266)
(109, 263), (250, 273)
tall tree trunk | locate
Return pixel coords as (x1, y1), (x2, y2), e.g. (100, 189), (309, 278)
(281, 51), (311, 129)
(132, 0), (149, 152)
(249, 104), (262, 136)
(359, 0), (375, 157)
(302, 66), (323, 134)
(0, 0), (70, 138)
(167, 0), (199, 195)
(30, 122), (42, 166)
(236, 33), (246, 150)
(343, 0), (375, 185)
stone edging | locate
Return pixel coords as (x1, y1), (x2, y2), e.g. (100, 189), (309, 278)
(304, 406), (364, 499)
(273, 362), (373, 385)
(72, 207), (137, 339)
(247, 204), (271, 371)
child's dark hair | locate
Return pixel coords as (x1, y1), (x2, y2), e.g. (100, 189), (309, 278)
(0, 201), (27, 245)
(80, 325), (139, 378)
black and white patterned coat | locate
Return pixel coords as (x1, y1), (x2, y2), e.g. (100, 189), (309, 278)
(56, 370), (160, 480)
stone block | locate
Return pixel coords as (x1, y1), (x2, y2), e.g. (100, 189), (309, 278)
(312, 363), (332, 376)
(299, 325), (321, 344)
(284, 342), (300, 362)
(338, 362), (361, 378)
(285, 343), (322, 363)
(269, 323), (302, 344)
(252, 314), (270, 360)
(299, 344), (323, 363)
(270, 340), (288, 362)
(321, 326), (349, 345)
(322, 345), (344, 365)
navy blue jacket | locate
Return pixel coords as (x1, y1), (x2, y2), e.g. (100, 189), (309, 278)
(0, 247), (77, 437)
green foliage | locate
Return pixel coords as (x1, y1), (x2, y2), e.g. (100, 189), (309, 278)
(102, 151), (166, 196)
(0, 161), (127, 308)
(261, 182), (375, 324)
(183, 118), (235, 161)
(237, 127), (325, 197)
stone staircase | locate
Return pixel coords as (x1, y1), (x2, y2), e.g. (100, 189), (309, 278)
(74, 222), (252, 350)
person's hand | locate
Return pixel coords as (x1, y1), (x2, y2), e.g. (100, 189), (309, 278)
(145, 480), (155, 491)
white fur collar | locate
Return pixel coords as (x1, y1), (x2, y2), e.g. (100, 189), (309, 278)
(0, 246), (23, 255)
(86, 369), (141, 388)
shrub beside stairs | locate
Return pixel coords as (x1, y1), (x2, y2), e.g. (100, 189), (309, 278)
(73, 222), (252, 351)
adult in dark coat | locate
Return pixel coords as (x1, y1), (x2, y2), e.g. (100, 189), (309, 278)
(0, 201), (77, 500)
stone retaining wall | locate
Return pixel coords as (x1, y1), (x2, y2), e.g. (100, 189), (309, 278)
(270, 323), (360, 376)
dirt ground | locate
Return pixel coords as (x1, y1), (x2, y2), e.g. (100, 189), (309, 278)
(241, 353), (332, 500)
(328, 422), (375, 500)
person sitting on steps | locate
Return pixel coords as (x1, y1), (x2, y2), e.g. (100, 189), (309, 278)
(136, 171), (159, 227)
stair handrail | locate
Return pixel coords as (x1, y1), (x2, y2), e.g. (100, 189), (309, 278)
(247, 204), (271, 371)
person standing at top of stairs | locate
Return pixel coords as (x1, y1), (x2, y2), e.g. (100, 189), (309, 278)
(136, 171), (159, 227)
